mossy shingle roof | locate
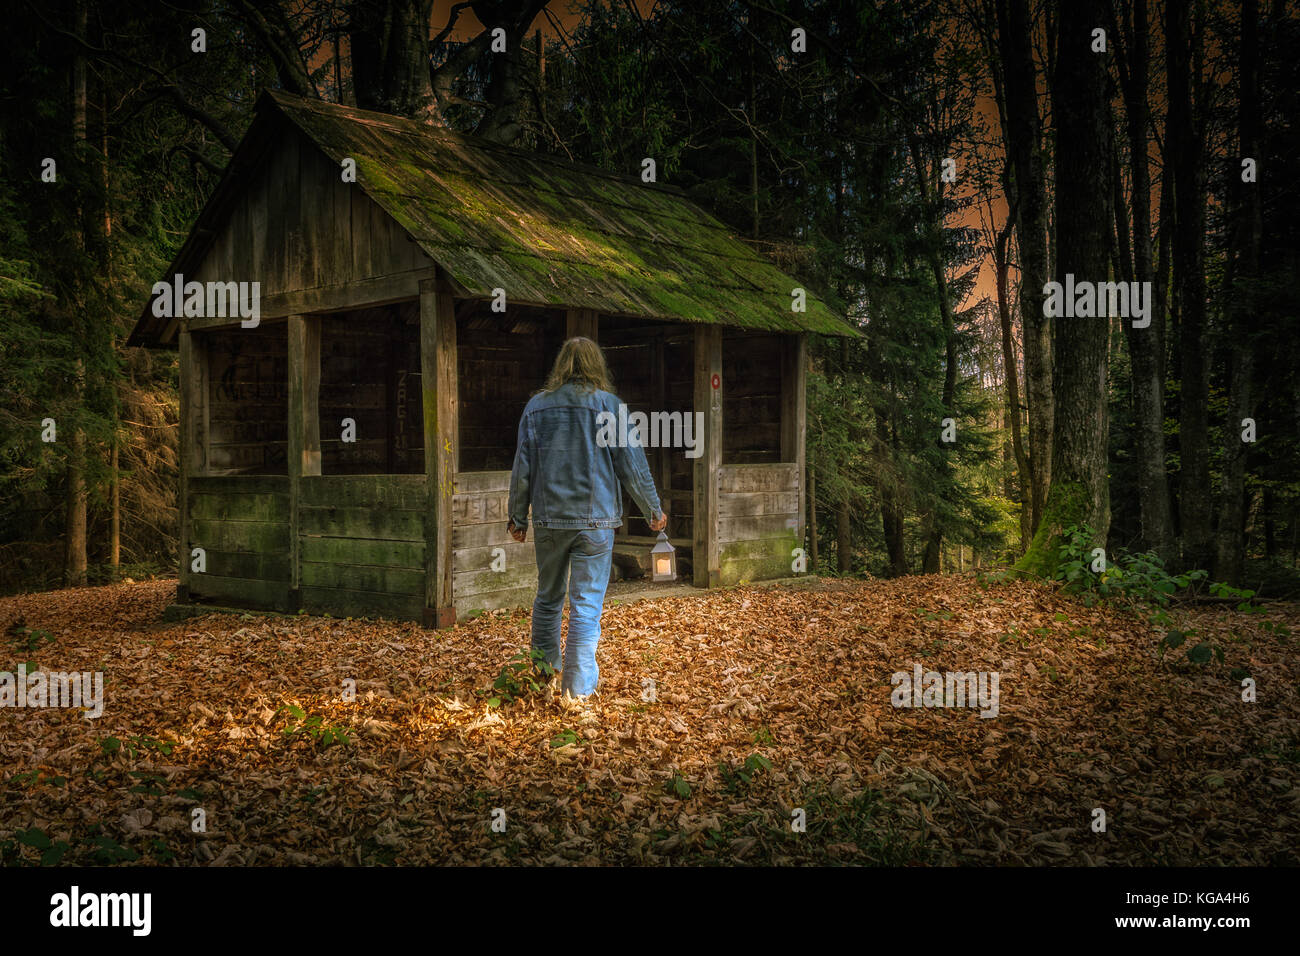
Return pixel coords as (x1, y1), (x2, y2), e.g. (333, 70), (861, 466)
(130, 90), (855, 345)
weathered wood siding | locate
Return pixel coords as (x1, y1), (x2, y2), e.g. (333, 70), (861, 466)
(318, 306), (423, 474)
(184, 474), (430, 620)
(189, 124), (430, 322)
(717, 462), (800, 585)
(297, 475), (426, 619)
(456, 308), (562, 472)
(602, 323), (695, 542)
(722, 331), (783, 464)
(204, 325), (288, 476)
(186, 475), (292, 609)
(451, 471), (537, 614)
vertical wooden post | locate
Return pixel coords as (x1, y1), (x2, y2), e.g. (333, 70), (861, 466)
(287, 314), (320, 608)
(652, 334), (669, 526)
(565, 308), (598, 340)
(177, 329), (208, 603)
(421, 275), (457, 627)
(693, 325), (722, 587)
(177, 330), (194, 602)
(782, 333), (808, 551)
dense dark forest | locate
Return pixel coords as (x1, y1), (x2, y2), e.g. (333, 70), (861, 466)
(2, 0), (1298, 595)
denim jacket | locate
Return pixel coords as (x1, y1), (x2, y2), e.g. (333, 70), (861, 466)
(508, 382), (662, 531)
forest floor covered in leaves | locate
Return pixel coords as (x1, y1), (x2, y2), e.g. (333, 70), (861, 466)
(1, 575), (1298, 866)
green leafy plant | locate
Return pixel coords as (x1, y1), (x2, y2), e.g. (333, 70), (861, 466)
(1160, 629), (1225, 666)
(148, 837), (176, 863)
(483, 648), (556, 707)
(10, 827), (71, 866)
(550, 728), (585, 749)
(719, 753), (772, 793)
(1055, 524), (1206, 605)
(278, 704), (351, 748)
(915, 607), (953, 622)
(88, 834), (138, 864)
(98, 734), (176, 761)
(9, 768), (66, 788)
(128, 770), (167, 796)
(99, 735), (134, 759)
(8, 626), (55, 654)
(1209, 581), (1260, 610)
(664, 772), (691, 799)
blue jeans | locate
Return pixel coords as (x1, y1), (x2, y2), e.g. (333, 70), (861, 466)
(531, 526), (614, 697)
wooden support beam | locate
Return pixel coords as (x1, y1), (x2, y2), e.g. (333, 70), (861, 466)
(652, 335), (670, 519)
(565, 308), (599, 340)
(782, 333), (808, 549)
(599, 321), (691, 340)
(178, 269), (431, 334)
(287, 315), (322, 479)
(421, 275), (458, 628)
(287, 314), (321, 606)
(177, 331), (195, 601)
(177, 330), (210, 603)
(693, 325), (722, 587)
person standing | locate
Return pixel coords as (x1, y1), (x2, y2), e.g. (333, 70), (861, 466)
(507, 337), (666, 700)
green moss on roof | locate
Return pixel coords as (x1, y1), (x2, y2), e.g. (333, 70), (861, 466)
(279, 91), (854, 335)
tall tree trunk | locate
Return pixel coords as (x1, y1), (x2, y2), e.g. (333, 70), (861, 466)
(877, 401), (908, 576)
(64, 0), (89, 588)
(836, 507), (852, 574)
(836, 338), (852, 574)
(110, 443), (120, 572)
(1016, 0), (1112, 573)
(1168, 0), (1213, 571)
(907, 132), (957, 575)
(1113, 0), (1177, 565)
(348, 0), (438, 120)
(102, 74), (118, 576)
(997, 0), (1052, 536)
(994, 210), (1031, 551)
(1154, 147), (1174, 392)
(1215, 0), (1261, 583)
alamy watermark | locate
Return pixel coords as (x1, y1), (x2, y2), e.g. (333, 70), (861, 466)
(891, 664), (1000, 718)
(150, 273), (261, 328)
(1043, 274), (1151, 328)
(0, 667), (103, 718)
(49, 886), (150, 936)
(596, 404), (704, 459)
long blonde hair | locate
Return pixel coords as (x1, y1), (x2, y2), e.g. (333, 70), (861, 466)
(543, 336), (614, 394)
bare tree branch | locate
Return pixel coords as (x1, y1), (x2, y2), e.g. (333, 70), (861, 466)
(228, 0), (320, 100)
(22, 0), (240, 152)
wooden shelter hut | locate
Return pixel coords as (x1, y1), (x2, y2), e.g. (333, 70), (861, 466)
(127, 91), (855, 626)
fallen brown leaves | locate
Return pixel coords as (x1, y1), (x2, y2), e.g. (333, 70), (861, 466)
(1, 574), (1297, 866)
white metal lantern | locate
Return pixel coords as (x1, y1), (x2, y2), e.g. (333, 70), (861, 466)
(650, 531), (676, 582)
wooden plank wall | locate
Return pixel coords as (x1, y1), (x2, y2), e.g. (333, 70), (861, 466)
(190, 124), (430, 321)
(663, 335), (695, 538)
(722, 331), (783, 464)
(318, 306), (423, 474)
(601, 323), (695, 541)
(456, 307), (562, 472)
(204, 325), (288, 475)
(451, 471), (537, 614)
(186, 475), (293, 609)
(185, 474), (427, 619)
(297, 475), (426, 619)
(693, 326), (722, 587)
(716, 462), (800, 585)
